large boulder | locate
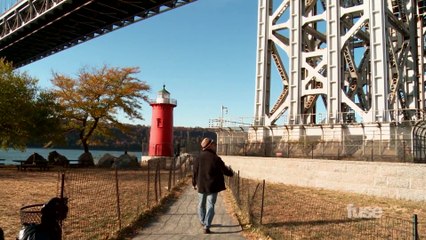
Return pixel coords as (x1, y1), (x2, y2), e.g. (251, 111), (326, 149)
(113, 153), (139, 169)
(97, 153), (117, 168)
(78, 152), (94, 167)
(48, 151), (69, 167)
(25, 153), (47, 164)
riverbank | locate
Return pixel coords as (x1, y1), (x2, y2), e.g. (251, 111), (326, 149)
(0, 148), (142, 165)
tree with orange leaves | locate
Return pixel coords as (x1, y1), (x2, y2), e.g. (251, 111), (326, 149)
(51, 65), (150, 155)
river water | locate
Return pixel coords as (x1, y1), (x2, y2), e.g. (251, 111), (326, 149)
(0, 148), (143, 165)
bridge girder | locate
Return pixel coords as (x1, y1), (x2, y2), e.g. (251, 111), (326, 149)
(0, 0), (196, 67)
(254, 0), (426, 127)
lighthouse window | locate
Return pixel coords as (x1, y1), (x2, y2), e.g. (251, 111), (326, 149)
(157, 118), (163, 128)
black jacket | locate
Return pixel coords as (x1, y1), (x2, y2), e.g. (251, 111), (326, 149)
(192, 149), (233, 194)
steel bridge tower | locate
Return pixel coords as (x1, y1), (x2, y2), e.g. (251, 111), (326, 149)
(247, 0), (426, 147)
(210, 0), (426, 161)
(255, 0), (426, 126)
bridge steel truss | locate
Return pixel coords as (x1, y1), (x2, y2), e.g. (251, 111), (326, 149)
(236, 0), (426, 162)
(0, 0), (196, 67)
(250, 0), (426, 145)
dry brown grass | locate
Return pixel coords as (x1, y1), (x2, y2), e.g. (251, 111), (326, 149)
(0, 167), (59, 240)
(2, 166), (425, 240)
(61, 169), (171, 240)
(0, 167), (178, 240)
(232, 181), (426, 239)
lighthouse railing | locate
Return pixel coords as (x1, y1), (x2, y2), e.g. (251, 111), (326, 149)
(149, 98), (177, 105)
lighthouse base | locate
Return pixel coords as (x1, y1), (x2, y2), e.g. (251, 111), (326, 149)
(140, 156), (175, 169)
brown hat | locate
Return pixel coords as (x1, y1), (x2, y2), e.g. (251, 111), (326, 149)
(201, 138), (214, 150)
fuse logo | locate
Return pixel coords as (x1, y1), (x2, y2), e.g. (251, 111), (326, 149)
(347, 204), (383, 219)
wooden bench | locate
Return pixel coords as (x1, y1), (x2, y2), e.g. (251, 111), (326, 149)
(18, 164), (52, 171)
(14, 160), (52, 171)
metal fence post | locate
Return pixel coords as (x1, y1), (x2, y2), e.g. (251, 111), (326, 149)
(147, 160), (150, 207)
(158, 160), (162, 200)
(413, 214), (419, 240)
(173, 156), (176, 186)
(60, 172), (65, 199)
(245, 179), (250, 219)
(179, 157), (183, 179)
(114, 166), (122, 231)
(154, 160), (158, 202)
(59, 172), (65, 230)
(237, 170), (240, 204)
(168, 157), (173, 191)
(260, 179), (265, 225)
(403, 141), (406, 162)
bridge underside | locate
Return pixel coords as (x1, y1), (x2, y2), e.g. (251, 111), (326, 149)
(0, 0), (195, 67)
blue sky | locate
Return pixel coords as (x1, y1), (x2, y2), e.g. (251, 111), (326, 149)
(18, 0), (259, 128)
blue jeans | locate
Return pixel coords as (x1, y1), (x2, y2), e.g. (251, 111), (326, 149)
(197, 192), (218, 229)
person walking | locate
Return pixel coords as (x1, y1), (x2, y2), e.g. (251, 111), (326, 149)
(192, 137), (234, 234)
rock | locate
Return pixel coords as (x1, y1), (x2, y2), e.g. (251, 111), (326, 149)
(25, 153), (47, 164)
(97, 153), (117, 168)
(48, 151), (69, 167)
(113, 153), (139, 169)
(78, 152), (94, 167)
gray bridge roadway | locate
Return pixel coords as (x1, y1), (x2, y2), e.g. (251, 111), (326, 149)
(0, 0), (196, 67)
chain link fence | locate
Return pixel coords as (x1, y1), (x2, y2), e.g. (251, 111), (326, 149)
(56, 155), (192, 240)
(214, 123), (426, 162)
(218, 138), (414, 163)
(226, 171), (425, 239)
(226, 171), (265, 226)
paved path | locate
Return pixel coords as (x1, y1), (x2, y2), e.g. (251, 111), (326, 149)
(132, 185), (246, 240)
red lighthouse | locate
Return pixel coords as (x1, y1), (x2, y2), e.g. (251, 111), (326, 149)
(148, 85), (177, 157)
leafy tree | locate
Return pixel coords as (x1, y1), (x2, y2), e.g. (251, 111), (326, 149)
(51, 65), (150, 153)
(29, 91), (65, 146)
(0, 58), (62, 150)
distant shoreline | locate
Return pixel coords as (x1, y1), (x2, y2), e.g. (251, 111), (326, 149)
(0, 148), (143, 165)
